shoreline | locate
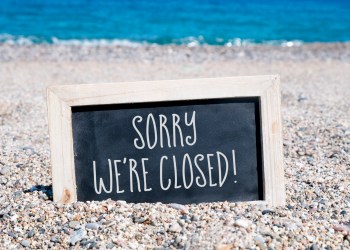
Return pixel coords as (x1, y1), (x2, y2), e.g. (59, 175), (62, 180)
(0, 42), (349, 62)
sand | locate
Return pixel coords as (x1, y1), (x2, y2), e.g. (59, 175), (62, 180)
(0, 43), (349, 249)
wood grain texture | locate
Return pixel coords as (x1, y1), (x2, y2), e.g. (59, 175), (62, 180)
(47, 90), (76, 203)
(47, 75), (285, 206)
(259, 76), (285, 206)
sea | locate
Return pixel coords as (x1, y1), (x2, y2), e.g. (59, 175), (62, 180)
(0, 0), (349, 46)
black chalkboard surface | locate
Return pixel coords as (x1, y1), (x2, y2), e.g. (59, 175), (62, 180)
(71, 97), (263, 204)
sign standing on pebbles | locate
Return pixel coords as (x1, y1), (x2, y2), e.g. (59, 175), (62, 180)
(47, 76), (285, 206)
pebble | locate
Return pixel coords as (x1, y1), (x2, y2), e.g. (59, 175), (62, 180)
(133, 217), (147, 223)
(254, 235), (265, 244)
(168, 203), (188, 214)
(13, 191), (22, 197)
(0, 166), (10, 175)
(69, 229), (86, 245)
(333, 224), (350, 233)
(21, 240), (30, 247)
(344, 240), (350, 247)
(10, 214), (18, 222)
(175, 235), (182, 244)
(27, 229), (35, 238)
(310, 243), (318, 250)
(168, 222), (182, 233)
(69, 221), (80, 229)
(307, 235), (314, 242)
(86, 222), (99, 230)
(234, 219), (250, 229)
(39, 193), (48, 200)
(116, 200), (127, 206)
(253, 235), (267, 250)
(8, 232), (17, 238)
(82, 240), (97, 248)
(106, 242), (115, 249)
(262, 209), (275, 215)
(215, 244), (232, 250)
(51, 236), (60, 243)
(191, 215), (199, 221)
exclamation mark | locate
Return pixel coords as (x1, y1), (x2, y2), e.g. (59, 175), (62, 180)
(232, 150), (237, 183)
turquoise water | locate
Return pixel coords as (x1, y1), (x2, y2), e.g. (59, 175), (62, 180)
(0, 0), (349, 45)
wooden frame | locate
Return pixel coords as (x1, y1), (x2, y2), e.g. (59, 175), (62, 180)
(47, 75), (285, 206)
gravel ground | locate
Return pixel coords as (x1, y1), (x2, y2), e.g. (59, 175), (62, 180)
(0, 43), (349, 249)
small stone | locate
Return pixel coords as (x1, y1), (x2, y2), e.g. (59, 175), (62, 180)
(62, 227), (70, 235)
(85, 222), (99, 230)
(89, 217), (97, 223)
(0, 166), (10, 175)
(133, 217), (147, 223)
(10, 214), (18, 222)
(168, 203), (188, 214)
(112, 238), (119, 244)
(27, 229), (35, 238)
(234, 219), (250, 229)
(254, 235), (265, 244)
(69, 221), (80, 229)
(340, 210), (347, 215)
(84, 240), (97, 248)
(215, 244), (232, 250)
(13, 191), (23, 197)
(175, 236), (182, 244)
(334, 224), (350, 233)
(105, 220), (116, 227)
(262, 209), (275, 215)
(191, 215), (199, 221)
(180, 215), (187, 220)
(39, 193), (48, 200)
(8, 232), (17, 238)
(311, 243), (318, 250)
(21, 240), (30, 247)
(73, 214), (82, 221)
(177, 219), (185, 226)
(37, 216), (45, 223)
(297, 95), (308, 102)
(168, 222), (182, 233)
(70, 228), (86, 245)
(344, 240), (350, 247)
(307, 235), (314, 242)
(310, 202), (318, 208)
(116, 200), (127, 206)
(51, 236), (60, 243)
(106, 242), (115, 249)
(254, 235), (267, 250)
(284, 222), (298, 231)
(128, 241), (139, 249)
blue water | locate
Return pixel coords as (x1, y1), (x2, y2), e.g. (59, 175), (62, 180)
(0, 0), (349, 45)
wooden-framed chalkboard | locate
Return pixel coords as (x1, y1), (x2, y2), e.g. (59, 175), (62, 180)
(47, 76), (285, 206)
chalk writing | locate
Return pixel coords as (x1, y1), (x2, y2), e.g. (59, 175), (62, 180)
(93, 111), (237, 194)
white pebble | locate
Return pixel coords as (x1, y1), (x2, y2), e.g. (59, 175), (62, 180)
(234, 219), (250, 229)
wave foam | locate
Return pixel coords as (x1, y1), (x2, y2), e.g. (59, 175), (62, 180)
(0, 33), (303, 47)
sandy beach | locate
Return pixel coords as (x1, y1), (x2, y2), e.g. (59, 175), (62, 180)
(0, 43), (350, 249)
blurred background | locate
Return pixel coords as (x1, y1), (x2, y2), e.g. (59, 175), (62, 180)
(0, 0), (349, 46)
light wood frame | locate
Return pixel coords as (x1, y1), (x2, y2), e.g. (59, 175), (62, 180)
(47, 75), (285, 206)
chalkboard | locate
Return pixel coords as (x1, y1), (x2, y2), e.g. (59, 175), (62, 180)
(47, 76), (285, 205)
(71, 98), (263, 203)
